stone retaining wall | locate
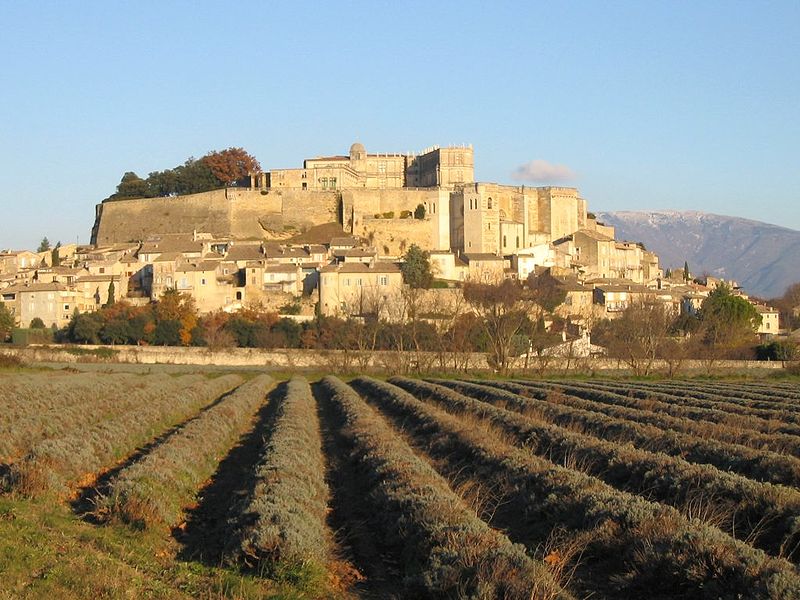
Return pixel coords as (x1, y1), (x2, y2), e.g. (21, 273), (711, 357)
(0, 345), (793, 376)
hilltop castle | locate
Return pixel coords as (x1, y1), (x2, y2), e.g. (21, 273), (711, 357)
(90, 141), (659, 284)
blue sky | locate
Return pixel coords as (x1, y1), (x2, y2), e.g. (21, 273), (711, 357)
(1, 1), (798, 249)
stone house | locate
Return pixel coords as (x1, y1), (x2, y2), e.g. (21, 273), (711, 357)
(318, 261), (403, 318)
(0, 281), (77, 328)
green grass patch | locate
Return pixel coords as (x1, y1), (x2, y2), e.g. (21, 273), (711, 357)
(0, 495), (337, 599)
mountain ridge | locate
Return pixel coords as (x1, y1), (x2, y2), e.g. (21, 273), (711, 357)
(595, 210), (800, 298)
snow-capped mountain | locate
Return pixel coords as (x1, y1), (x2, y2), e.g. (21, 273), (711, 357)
(595, 210), (800, 298)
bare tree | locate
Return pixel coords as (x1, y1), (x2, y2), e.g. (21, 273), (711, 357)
(604, 298), (672, 376)
(463, 280), (534, 374)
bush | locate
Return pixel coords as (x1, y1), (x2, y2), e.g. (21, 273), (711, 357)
(231, 377), (328, 581)
(11, 374), (242, 497)
(1, 372), (192, 462)
(0, 353), (23, 368)
(11, 328), (53, 346)
(414, 204), (426, 219)
(29, 318), (46, 329)
(357, 377), (800, 598)
(320, 376), (565, 599)
(278, 301), (301, 315)
(392, 378), (800, 562)
(400, 210), (412, 219)
(101, 375), (272, 528)
(382, 211), (394, 219)
(443, 380), (800, 489)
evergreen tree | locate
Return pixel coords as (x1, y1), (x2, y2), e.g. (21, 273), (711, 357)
(0, 304), (14, 342)
(401, 244), (433, 289)
(105, 281), (116, 307)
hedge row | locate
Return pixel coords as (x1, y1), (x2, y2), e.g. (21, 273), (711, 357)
(1, 372), (202, 462)
(439, 380), (800, 488)
(515, 380), (800, 459)
(230, 377), (329, 581)
(9, 374), (242, 497)
(577, 380), (800, 430)
(99, 374), (272, 528)
(321, 375), (569, 600)
(392, 377), (800, 562)
(357, 377), (800, 599)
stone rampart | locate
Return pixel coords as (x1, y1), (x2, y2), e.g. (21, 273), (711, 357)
(91, 188), (341, 244)
(92, 190), (233, 244)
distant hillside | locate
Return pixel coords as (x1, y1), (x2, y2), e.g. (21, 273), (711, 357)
(595, 210), (800, 298)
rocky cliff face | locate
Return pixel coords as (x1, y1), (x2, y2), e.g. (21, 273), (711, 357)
(596, 210), (800, 298)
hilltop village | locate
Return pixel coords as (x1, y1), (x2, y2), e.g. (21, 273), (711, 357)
(0, 142), (781, 343)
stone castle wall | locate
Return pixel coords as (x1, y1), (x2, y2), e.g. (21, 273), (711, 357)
(92, 188), (340, 244)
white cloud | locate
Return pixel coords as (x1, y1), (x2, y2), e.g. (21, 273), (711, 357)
(511, 159), (576, 183)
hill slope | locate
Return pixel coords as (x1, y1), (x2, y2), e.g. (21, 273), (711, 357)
(595, 210), (800, 298)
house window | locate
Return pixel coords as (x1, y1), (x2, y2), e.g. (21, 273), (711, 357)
(503, 235), (507, 247)
(344, 278), (350, 286)
(379, 276), (388, 286)
(64, 304), (70, 310)
(236, 291), (242, 300)
(201, 278), (206, 285)
(99, 267), (105, 274)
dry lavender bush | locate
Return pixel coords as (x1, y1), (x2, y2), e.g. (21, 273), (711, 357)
(519, 380), (800, 456)
(392, 377), (800, 562)
(355, 377), (800, 600)
(568, 379), (800, 430)
(230, 377), (329, 581)
(322, 376), (570, 600)
(453, 380), (800, 488)
(10, 374), (242, 497)
(1, 372), (203, 461)
(99, 374), (273, 528)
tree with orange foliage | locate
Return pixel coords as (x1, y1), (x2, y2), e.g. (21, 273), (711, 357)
(201, 147), (261, 185)
(155, 289), (198, 345)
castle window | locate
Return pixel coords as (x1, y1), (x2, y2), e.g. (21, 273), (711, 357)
(487, 198), (493, 210)
(503, 235), (507, 248)
(201, 278), (206, 285)
(330, 177), (337, 189)
(516, 236), (520, 248)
